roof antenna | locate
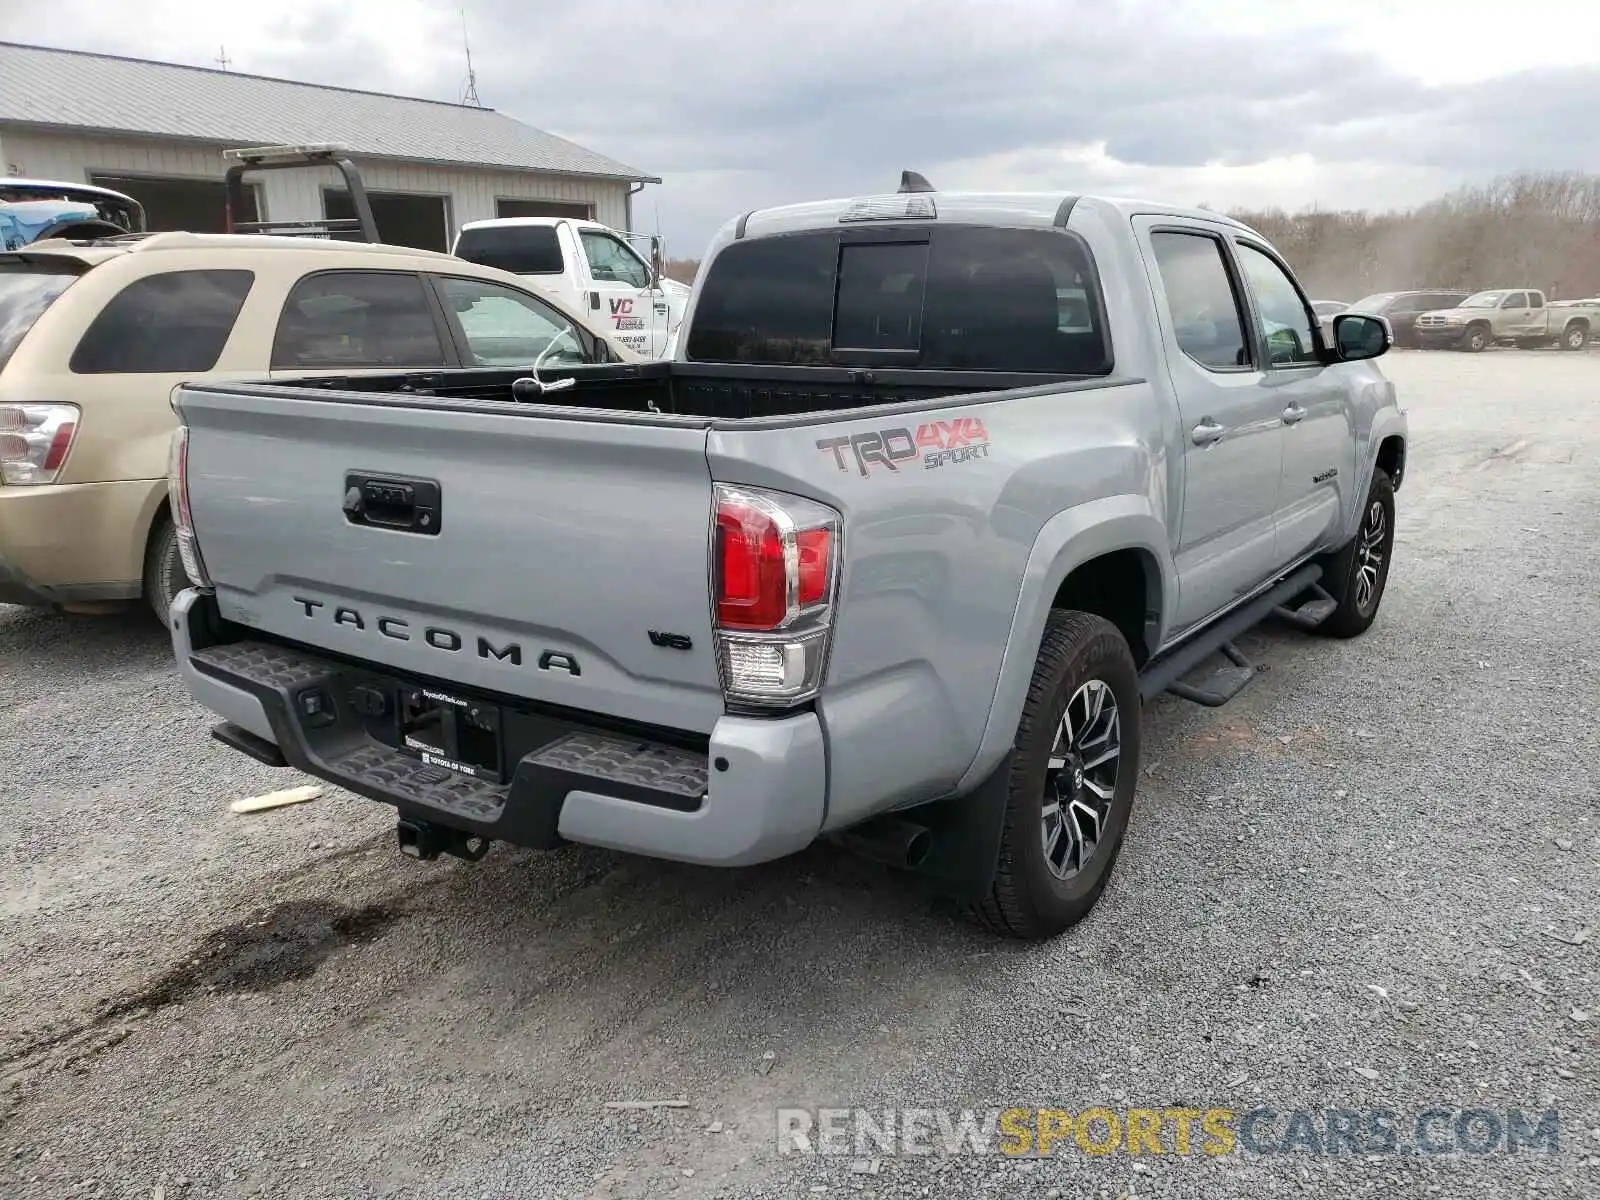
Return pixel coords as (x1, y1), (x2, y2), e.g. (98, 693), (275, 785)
(898, 170), (935, 194)
(215, 45), (232, 72)
(460, 7), (483, 107)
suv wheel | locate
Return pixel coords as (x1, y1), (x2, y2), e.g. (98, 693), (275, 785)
(143, 514), (190, 626)
(973, 611), (1141, 940)
(1315, 468), (1396, 639)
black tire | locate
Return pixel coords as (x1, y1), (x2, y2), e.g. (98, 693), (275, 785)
(973, 611), (1141, 940)
(1560, 322), (1589, 352)
(1460, 324), (1491, 353)
(143, 514), (190, 626)
(1314, 468), (1395, 640)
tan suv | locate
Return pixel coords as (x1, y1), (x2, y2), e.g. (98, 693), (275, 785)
(0, 232), (639, 622)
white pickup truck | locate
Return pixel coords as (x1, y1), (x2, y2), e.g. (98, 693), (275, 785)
(451, 217), (691, 359)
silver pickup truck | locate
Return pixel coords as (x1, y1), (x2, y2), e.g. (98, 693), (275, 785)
(167, 176), (1407, 940)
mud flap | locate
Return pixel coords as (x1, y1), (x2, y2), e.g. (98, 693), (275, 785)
(900, 750), (1015, 903)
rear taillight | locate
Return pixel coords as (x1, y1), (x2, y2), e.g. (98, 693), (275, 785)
(166, 426), (213, 590)
(712, 483), (841, 707)
(0, 403), (79, 485)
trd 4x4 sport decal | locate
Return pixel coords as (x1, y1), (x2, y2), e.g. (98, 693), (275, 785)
(816, 417), (992, 477)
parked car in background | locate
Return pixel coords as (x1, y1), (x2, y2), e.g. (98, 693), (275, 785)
(0, 177), (145, 249)
(1341, 290), (1470, 348)
(452, 217), (690, 360)
(1413, 289), (1598, 352)
(0, 232), (638, 622)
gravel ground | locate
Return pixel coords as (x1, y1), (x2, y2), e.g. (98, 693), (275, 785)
(2, 348), (1597, 1200)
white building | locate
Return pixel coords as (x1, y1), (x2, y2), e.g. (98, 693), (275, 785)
(0, 40), (659, 251)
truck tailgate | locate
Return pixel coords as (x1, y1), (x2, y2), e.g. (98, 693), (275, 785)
(177, 385), (725, 735)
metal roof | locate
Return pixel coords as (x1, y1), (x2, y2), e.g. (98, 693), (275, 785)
(0, 41), (659, 184)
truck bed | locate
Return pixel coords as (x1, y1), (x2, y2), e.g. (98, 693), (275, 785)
(254, 361), (1115, 423)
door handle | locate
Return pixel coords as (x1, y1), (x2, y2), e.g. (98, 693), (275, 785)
(1281, 403), (1307, 426)
(1191, 419), (1226, 446)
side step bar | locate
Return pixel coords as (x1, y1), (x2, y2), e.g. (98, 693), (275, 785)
(1138, 565), (1322, 706)
(1274, 582), (1339, 630)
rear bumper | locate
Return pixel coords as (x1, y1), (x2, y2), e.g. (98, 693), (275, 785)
(0, 478), (163, 606)
(170, 590), (828, 867)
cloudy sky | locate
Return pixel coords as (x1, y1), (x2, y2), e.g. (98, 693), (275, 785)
(3, 0), (1596, 255)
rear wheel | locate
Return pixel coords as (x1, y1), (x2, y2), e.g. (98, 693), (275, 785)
(1314, 468), (1395, 640)
(1561, 322), (1589, 351)
(973, 611), (1141, 940)
(143, 514), (190, 626)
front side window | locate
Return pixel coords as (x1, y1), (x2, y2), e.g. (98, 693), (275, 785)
(1148, 231), (1251, 370)
(580, 232), (650, 288)
(686, 226), (1111, 374)
(434, 275), (591, 367)
(70, 269), (254, 374)
(272, 271), (446, 369)
(1234, 242), (1319, 367)
(1501, 292), (1528, 309)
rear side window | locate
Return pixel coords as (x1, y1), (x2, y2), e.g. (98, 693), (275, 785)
(70, 269), (253, 374)
(0, 265), (79, 372)
(1147, 231), (1250, 370)
(686, 226), (1112, 373)
(453, 225), (564, 275)
(272, 271), (447, 369)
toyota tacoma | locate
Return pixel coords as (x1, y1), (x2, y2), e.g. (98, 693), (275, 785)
(166, 174), (1407, 940)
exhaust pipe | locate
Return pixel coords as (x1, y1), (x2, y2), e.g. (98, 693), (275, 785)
(834, 816), (934, 870)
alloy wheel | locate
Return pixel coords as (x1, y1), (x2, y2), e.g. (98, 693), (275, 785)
(1355, 499), (1387, 614)
(1042, 679), (1122, 880)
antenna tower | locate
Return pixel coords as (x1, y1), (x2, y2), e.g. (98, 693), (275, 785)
(460, 8), (483, 107)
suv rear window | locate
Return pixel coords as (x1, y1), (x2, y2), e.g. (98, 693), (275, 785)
(454, 225), (564, 275)
(686, 226), (1112, 374)
(0, 264), (80, 371)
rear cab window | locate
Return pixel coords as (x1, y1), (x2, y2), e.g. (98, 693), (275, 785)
(0, 262), (82, 372)
(453, 225), (565, 276)
(685, 225), (1113, 374)
(70, 269), (254, 374)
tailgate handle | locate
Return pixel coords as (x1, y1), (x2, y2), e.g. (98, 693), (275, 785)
(343, 472), (442, 535)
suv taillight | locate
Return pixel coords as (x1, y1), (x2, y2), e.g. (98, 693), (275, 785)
(712, 483), (841, 707)
(0, 403), (79, 485)
(166, 426), (213, 590)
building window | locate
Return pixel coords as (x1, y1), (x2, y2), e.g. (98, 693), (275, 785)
(323, 189), (450, 252)
(496, 198), (594, 220)
(88, 173), (260, 234)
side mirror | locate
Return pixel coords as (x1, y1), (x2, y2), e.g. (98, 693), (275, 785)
(1331, 312), (1391, 362)
(649, 235), (664, 290)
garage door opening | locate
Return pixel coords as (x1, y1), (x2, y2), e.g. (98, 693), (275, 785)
(496, 198), (594, 220)
(324, 189), (448, 251)
(89, 173), (259, 234)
